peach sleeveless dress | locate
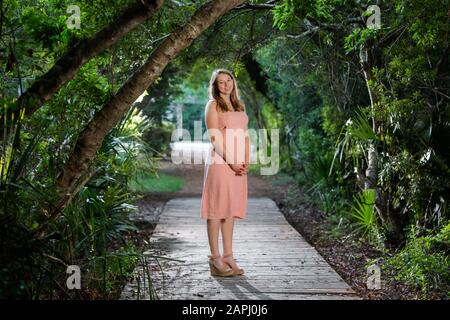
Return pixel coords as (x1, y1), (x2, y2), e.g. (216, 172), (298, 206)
(200, 111), (249, 220)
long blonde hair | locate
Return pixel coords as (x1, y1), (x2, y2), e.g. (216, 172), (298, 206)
(209, 69), (245, 113)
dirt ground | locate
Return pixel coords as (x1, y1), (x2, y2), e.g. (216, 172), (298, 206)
(131, 159), (426, 300)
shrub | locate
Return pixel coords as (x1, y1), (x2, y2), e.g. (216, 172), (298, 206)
(385, 222), (450, 296)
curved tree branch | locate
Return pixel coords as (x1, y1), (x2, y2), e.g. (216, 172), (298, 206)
(47, 0), (246, 225)
(1, 0), (164, 138)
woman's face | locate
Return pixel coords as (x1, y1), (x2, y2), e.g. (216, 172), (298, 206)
(216, 73), (234, 95)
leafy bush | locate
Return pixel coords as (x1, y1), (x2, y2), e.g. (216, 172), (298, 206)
(386, 222), (450, 296)
(60, 184), (138, 258)
(142, 122), (175, 158)
(88, 243), (141, 298)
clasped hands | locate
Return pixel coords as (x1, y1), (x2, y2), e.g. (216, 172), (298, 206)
(229, 162), (249, 176)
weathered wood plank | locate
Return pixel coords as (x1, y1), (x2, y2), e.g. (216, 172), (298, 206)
(120, 197), (360, 300)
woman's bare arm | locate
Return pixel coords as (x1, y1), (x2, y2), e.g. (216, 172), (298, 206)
(205, 100), (233, 164)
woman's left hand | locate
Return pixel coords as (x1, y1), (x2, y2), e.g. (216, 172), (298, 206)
(240, 163), (249, 175)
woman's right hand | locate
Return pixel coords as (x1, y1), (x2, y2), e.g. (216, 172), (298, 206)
(229, 163), (246, 175)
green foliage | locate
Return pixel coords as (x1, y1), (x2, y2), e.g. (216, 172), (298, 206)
(88, 243), (141, 297)
(321, 103), (346, 140)
(330, 107), (376, 175)
(344, 27), (381, 54)
(129, 172), (184, 193)
(139, 120), (175, 158)
(61, 184), (138, 257)
(386, 223), (450, 296)
(347, 109), (377, 141)
(272, 0), (299, 30)
(0, 85), (153, 298)
(325, 198), (353, 240)
(266, 0), (448, 257)
(306, 152), (339, 192)
(272, 0), (335, 30)
(317, 186), (349, 215)
(351, 189), (376, 234)
(1, 0), (449, 299)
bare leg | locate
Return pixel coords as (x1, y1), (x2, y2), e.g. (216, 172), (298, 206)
(221, 217), (244, 275)
(220, 217), (234, 256)
(207, 218), (233, 275)
(207, 219), (222, 256)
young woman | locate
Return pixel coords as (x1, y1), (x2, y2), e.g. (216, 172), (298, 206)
(200, 69), (250, 277)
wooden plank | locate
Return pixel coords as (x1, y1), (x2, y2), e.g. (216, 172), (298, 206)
(157, 293), (358, 300)
(120, 197), (359, 300)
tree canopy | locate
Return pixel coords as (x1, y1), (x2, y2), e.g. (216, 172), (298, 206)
(0, 0), (448, 299)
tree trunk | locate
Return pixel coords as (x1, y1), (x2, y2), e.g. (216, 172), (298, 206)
(248, 89), (271, 145)
(240, 83), (270, 145)
(50, 0), (245, 221)
(1, 0), (164, 139)
(242, 53), (269, 98)
(359, 45), (405, 246)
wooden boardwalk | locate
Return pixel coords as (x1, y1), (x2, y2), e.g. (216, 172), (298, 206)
(120, 197), (360, 300)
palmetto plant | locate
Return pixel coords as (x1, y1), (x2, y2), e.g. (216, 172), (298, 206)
(98, 105), (157, 187)
(330, 107), (378, 176)
(60, 184), (138, 258)
(351, 188), (377, 235)
(57, 106), (151, 259)
(0, 97), (154, 297)
(0, 102), (63, 298)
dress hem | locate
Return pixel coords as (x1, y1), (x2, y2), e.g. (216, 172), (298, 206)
(200, 213), (246, 220)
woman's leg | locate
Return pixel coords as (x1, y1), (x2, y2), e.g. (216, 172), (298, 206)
(207, 218), (233, 274)
(207, 219), (222, 256)
(221, 218), (244, 274)
(220, 217), (234, 256)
